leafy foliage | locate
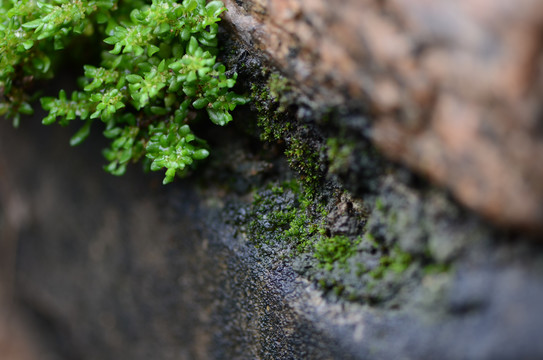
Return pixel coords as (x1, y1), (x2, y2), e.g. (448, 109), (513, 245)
(0, 0), (247, 183)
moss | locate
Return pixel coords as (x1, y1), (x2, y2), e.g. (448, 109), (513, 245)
(245, 178), (349, 260)
(239, 157), (439, 307)
(241, 59), (449, 307)
(250, 78), (292, 142)
(284, 138), (323, 195)
(249, 70), (325, 194)
(375, 197), (385, 212)
(369, 246), (412, 280)
(267, 73), (291, 111)
(246, 179), (318, 249)
(314, 235), (361, 271)
(326, 137), (356, 174)
(423, 263), (451, 275)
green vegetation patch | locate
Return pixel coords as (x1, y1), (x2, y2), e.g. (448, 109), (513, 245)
(314, 235), (361, 271)
(1, 0), (247, 184)
(245, 179), (324, 252)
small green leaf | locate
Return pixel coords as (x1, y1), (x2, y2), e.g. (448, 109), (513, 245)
(54, 36), (65, 50)
(40, 99), (55, 115)
(148, 44), (160, 57)
(193, 148), (209, 160)
(150, 106), (168, 115)
(187, 37), (199, 55)
(156, 23), (170, 34)
(197, 36), (217, 48)
(103, 36), (117, 45)
(111, 163), (127, 176)
(183, 84), (197, 97)
(126, 74), (143, 83)
(96, 11), (109, 24)
(70, 120), (93, 146)
(120, 148), (133, 163)
(18, 102), (34, 115)
(207, 108), (231, 126)
(186, 70), (197, 83)
(22, 40), (34, 50)
(103, 127), (122, 138)
(184, 0), (198, 13)
(22, 19), (41, 29)
(158, 59), (166, 72)
(32, 55), (51, 73)
(206, 1), (225, 17)
(42, 114), (56, 125)
(90, 110), (101, 119)
(181, 27), (190, 41)
(169, 61), (184, 72)
(192, 98), (208, 109)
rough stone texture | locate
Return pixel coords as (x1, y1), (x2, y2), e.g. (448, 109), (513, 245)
(222, 0), (543, 232)
(0, 120), (366, 359)
(2, 106), (543, 358)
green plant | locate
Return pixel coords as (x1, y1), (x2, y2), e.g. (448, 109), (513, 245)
(0, 0), (247, 184)
(246, 179), (326, 251)
(314, 235), (360, 271)
(369, 246), (412, 279)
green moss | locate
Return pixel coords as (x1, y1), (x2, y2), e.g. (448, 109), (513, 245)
(244, 55), (434, 306)
(369, 246), (412, 280)
(250, 76), (324, 194)
(244, 178), (329, 254)
(242, 174), (441, 306)
(423, 263), (451, 275)
(375, 197), (385, 212)
(247, 180), (309, 247)
(326, 137), (355, 174)
(314, 235), (361, 271)
(284, 138), (323, 195)
(267, 73), (290, 111)
(250, 76), (292, 142)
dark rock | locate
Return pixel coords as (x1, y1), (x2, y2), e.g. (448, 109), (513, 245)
(2, 104), (543, 359)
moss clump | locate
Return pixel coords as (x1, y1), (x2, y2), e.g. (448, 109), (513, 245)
(250, 75), (325, 195)
(240, 175), (449, 306)
(267, 72), (291, 111)
(326, 137), (356, 174)
(250, 73), (293, 143)
(245, 179), (324, 252)
(241, 56), (453, 307)
(368, 246), (412, 280)
(314, 235), (361, 271)
(284, 137), (323, 196)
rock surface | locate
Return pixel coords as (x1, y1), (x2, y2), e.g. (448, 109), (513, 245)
(2, 107), (543, 359)
(2, 1), (543, 357)
(222, 0), (543, 231)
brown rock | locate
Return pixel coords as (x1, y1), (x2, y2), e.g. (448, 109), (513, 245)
(223, 0), (543, 232)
